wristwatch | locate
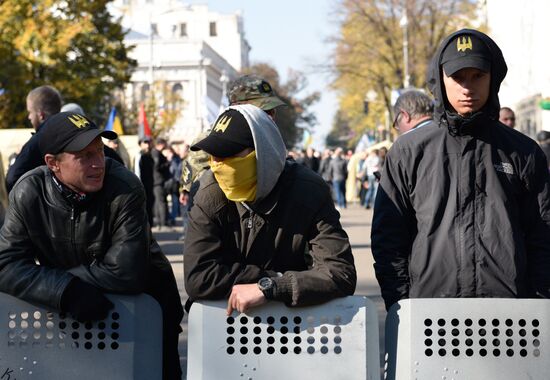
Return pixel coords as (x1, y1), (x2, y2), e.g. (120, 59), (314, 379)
(257, 277), (275, 299)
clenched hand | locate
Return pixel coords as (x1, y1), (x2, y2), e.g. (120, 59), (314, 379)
(226, 283), (266, 316)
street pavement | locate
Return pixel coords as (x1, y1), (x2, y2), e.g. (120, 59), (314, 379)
(154, 203), (384, 379)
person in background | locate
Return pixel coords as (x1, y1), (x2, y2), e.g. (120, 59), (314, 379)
(6, 85), (62, 192)
(392, 90), (433, 136)
(134, 137), (155, 227)
(328, 147), (348, 210)
(228, 74), (286, 121)
(179, 134), (210, 242)
(302, 147), (320, 173)
(318, 148), (333, 186)
(162, 145), (182, 226)
(151, 138), (171, 230)
(60, 102), (85, 115)
(362, 149), (380, 209)
(499, 106), (516, 128)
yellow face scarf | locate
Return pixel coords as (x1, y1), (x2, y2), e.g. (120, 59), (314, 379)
(210, 151), (257, 202)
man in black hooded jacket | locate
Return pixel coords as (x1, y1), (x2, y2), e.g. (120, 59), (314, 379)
(372, 29), (550, 310)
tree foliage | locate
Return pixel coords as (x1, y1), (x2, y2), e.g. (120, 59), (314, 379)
(0, 0), (136, 129)
(242, 63), (320, 148)
(329, 0), (480, 146)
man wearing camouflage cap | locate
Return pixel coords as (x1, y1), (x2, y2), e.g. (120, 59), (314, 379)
(228, 74), (286, 118)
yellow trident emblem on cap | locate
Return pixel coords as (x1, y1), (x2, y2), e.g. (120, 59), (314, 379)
(68, 114), (90, 129)
(457, 36), (473, 52)
(214, 115), (231, 133)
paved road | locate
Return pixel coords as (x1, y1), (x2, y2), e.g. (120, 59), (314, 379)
(154, 203), (384, 378)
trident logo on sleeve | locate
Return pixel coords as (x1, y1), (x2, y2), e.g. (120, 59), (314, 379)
(68, 114), (90, 129)
(457, 36), (473, 52)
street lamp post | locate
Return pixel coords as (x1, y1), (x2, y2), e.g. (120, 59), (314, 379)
(400, 13), (410, 89)
(219, 70), (229, 112)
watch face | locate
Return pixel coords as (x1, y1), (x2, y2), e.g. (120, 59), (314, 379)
(258, 277), (273, 290)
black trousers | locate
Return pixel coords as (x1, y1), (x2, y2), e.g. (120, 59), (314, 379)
(147, 264), (184, 380)
(153, 185), (168, 227)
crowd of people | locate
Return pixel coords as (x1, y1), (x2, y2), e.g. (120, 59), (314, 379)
(1, 27), (550, 379)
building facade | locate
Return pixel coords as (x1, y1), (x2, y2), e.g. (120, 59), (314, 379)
(482, 0), (550, 136)
(110, 0), (250, 142)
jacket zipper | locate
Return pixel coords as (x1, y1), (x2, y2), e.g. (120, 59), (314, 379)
(70, 207), (77, 254)
(242, 202), (254, 229)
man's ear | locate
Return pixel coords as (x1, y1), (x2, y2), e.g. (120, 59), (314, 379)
(403, 111), (412, 124)
(44, 154), (59, 172)
(39, 111), (47, 123)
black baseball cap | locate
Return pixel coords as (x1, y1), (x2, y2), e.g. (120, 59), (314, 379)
(441, 33), (491, 76)
(39, 112), (117, 155)
(191, 109), (254, 158)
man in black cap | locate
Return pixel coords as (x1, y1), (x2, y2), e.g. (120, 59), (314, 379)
(184, 104), (356, 315)
(372, 29), (550, 310)
(0, 112), (183, 378)
(6, 87), (123, 193)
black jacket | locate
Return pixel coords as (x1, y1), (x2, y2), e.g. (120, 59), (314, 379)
(372, 29), (550, 310)
(0, 159), (179, 313)
(184, 162), (357, 306)
(151, 148), (171, 186)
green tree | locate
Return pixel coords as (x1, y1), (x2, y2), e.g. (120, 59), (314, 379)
(242, 63), (320, 148)
(329, 0), (480, 146)
(0, 0), (136, 128)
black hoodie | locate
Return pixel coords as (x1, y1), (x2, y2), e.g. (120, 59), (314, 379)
(372, 29), (550, 310)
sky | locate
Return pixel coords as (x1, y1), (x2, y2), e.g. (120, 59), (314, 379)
(187, 0), (340, 149)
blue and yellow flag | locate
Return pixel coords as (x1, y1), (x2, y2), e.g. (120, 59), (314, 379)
(105, 107), (124, 135)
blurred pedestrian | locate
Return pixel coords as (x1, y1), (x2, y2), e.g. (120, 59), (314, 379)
(329, 147), (348, 210)
(372, 29), (550, 310)
(362, 149), (380, 209)
(134, 137), (155, 227)
(318, 148), (333, 185)
(499, 106), (516, 128)
(302, 147), (320, 172)
(162, 145), (182, 226)
(151, 138), (171, 230)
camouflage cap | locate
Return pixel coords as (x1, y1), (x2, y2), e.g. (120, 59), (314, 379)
(228, 75), (286, 111)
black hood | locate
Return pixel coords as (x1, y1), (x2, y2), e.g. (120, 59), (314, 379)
(427, 29), (507, 135)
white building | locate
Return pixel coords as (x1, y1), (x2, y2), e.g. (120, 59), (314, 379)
(110, 0), (250, 142)
(482, 0), (550, 137)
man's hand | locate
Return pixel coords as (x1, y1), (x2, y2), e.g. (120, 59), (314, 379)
(61, 278), (114, 321)
(179, 192), (189, 206)
(226, 283), (267, 316)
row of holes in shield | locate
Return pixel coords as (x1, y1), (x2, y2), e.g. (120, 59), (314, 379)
(7, 311), (122, 350)
(225, 315), (344, 355)
(423, 318), (541, 358)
